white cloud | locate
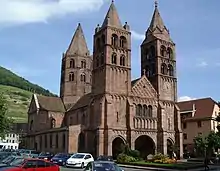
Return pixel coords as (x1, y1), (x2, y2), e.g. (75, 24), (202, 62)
(0, 0), (105, 25)
(131, 30), (145, 41)
(178, 96), (196, 102)
(197, 61), (208, 67)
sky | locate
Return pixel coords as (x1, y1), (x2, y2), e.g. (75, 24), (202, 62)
(0, 0), (219, 102)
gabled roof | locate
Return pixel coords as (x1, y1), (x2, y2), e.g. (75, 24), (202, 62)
(102, 1), (122, 28)
(131, 78), (140, 87)
(177, 97), (217, 118)
(66, 23), (89, 56)
(131, 76), (157, 98)
(35, 94), (66, 112)
(68, 93), (92, 111)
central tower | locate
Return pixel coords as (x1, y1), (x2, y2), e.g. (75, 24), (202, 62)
(92, 1), (131, 95)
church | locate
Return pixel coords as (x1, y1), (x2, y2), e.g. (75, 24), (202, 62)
(26, 1), (183, 158)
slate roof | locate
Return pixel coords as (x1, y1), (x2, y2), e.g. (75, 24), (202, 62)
(36, 95), (66, 112)
(177, 97), (218, 118)
(69, 93), (92, 111)
(131, 78), (140, 87)
(102, 1), (122, 28)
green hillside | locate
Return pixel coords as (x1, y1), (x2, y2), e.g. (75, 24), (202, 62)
(0, 85), (32, 123)
(0, 66), (58, 123)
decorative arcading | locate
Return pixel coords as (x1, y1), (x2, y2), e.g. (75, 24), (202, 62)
(133, 117), (157, 130)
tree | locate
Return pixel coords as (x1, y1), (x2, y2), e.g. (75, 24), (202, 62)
(194, 135), (208, 157)
(0, 93), (13, 138)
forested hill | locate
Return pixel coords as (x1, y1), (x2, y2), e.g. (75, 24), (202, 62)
(0, 66), (56, 97)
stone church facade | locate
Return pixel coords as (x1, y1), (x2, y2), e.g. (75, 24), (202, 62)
(26, 1), (183, 158)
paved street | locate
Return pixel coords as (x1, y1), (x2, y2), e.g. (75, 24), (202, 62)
(60, 166), (144, 171)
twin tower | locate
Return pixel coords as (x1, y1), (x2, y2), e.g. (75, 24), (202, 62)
(60, 1), (177, 108)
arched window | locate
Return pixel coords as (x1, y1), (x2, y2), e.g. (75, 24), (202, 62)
(81, 74), (86, 82)
(96, 56), (99, 67)
(160, 45), (166, 57)
(81, 60), (86, 68)
(51, 118), (56, 128)
(111, 34), (118, 47)
(136, 104), (142, 116)
(56, 134), (59, 148)
(150, 46), (155, 58)
(100, 53), (104, 65)
(144, 66), (151, 77)
(30, 120), (33, 131)
(145, 49), (150, 59)
(70, 59), (75, 68)
(62, 134), (65, 149)
(96, 38), (100, 51)
(161, 63), (168, 75)
(119, 36), (127, 48)
(69, 72), (74, 81)
(112, 53), (117, 64)
(143, 105), (148, 116)
(101, 35), (105, 46)
(168, 64), (174, 76)
(148, 105), (153, 117)
(82, 113), (85, 125)
(167, 47), (173, 59)
(120, 55), (125, 66)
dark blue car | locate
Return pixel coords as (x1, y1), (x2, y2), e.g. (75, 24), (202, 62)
(50, 153), (70, 166)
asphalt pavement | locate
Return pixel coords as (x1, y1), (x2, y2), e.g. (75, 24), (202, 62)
(60, 166), (144, 171)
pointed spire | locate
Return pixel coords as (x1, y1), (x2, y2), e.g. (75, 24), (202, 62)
(102, 0), (122, 28)
(149, 1), (166, 31)
(66, 23), (89, 56)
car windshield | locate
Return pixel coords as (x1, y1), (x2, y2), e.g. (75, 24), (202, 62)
(39, 152), (50, 156)
(1, 156), (15, 164)
(94, 163), (122, 171)
(54, 153), (67, 157)
(10, 158), (25, 167)
(31, 151), (39, 154)
(71, 154), (85, 159)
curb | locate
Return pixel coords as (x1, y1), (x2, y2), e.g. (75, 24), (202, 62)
(118, 164), (179, 171)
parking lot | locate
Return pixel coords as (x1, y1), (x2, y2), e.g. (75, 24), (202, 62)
(60, 166), (144, 171)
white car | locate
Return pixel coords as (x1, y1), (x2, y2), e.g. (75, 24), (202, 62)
(66, 153), (94, 168)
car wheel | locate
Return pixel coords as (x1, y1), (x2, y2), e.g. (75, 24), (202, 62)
(81, 162), (84, 168)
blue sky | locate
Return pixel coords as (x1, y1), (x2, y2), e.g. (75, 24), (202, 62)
(0, 0), (219, 102)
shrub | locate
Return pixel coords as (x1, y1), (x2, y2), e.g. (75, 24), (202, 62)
(129, 150), (140, 159)
(151, 153), (172, 164)
(117, 154), (137, 163)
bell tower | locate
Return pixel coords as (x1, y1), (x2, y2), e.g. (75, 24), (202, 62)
(60, 23), (92, 108)
(92, 1), (131, 96)
(141, 1), (177, 102)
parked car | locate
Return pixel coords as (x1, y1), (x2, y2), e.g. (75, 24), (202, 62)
(84, 161), (124, 171)
(0, 152), (14, 162)
(37, 152), (54, 161)
(96, 155), (113, 161)
(66, 153), (94, 168)
(0, 156), (25, 167)
(0, 158), (60, 171)
(20, 150), (39, 158)
(50, 153), (70, 166)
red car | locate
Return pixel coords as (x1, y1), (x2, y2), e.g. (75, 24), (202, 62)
(0, 158), (60, 171)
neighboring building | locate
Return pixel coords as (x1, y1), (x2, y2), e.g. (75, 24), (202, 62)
(178, 98), (220, 154)
(26, 1), (183, 158)
(0, 123), (28, 149)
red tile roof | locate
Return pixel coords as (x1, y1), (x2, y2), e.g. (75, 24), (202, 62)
(177, 97), (218, 118)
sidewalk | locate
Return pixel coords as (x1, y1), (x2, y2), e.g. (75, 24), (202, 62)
(119, 164), (220, 171)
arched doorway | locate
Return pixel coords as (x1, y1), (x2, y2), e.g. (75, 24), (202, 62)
(78, 132), (85, 152)
(112, 137), (125, 159)
(167, 139), (173, 158)
(135, 135), (155, 159)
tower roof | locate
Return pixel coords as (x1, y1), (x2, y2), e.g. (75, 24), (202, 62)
(102, 0), (122, 28)
(66, 23), (89, 56)
(149, 1), (166, 31)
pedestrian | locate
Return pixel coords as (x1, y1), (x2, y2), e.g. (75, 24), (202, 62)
(204, 157), (210, 171)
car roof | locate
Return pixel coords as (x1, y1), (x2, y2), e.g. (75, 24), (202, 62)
(74, 153), (91, 155)
(94, 161), (115, 164)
